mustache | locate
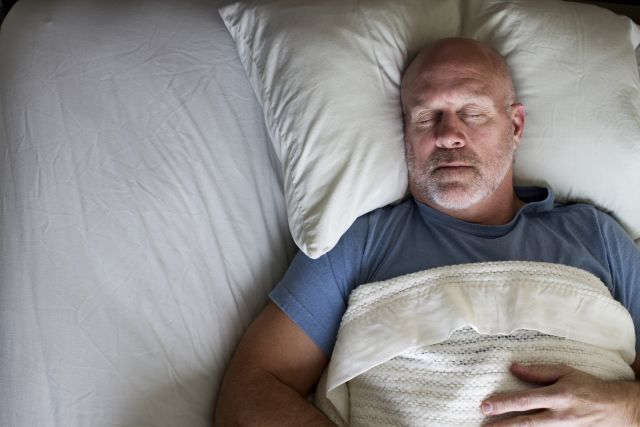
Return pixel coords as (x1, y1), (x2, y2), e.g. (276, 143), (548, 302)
(427, 149), (480, 170)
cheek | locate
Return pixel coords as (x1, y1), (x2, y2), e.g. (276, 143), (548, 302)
(469, 125), (497, 141)
(471, 125), (510, 150)
(405, 128), (435, 156)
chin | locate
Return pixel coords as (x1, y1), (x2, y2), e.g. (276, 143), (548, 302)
(432, 195), (483, 211)
(428, 183), (487, 211)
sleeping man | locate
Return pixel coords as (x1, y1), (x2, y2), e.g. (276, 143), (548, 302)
(215, 37), (640, 426)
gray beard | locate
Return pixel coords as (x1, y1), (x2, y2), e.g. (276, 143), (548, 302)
(406, 134), (516, 211)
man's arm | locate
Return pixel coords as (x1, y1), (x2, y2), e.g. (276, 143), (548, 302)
(480, 357), (640, 426)
(215, 301), (335, 426)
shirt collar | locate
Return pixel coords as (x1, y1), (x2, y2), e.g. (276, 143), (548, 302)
(414, 186), (554, 237)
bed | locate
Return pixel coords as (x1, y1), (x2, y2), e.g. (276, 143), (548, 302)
(1, 0), (640, 426)
(0, 0), (295, 425)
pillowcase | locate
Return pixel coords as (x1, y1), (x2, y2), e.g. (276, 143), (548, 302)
(464, 0), (640, 242)
(219, 0), (462, 258)
(220, 0), (640, 259)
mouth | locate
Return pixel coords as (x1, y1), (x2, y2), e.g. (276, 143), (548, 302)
(433, 163), (473, 171)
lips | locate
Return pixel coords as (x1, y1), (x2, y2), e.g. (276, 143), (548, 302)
(437, 162), (470, 168)
(427, 149), (479, 173)
(433, 163), (473, 172)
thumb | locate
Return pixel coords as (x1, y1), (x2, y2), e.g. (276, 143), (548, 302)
(509, 362), (574, 385)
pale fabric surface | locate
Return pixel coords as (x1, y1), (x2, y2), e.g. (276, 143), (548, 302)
(464, 0), (640, 244)
(219, 0), (461, 258)
(316, 262), (636, 426)
(221, 0), (640, 259)
(0, 0), (294, 425)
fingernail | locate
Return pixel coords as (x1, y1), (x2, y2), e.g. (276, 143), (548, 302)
(481, 402), (493, 415)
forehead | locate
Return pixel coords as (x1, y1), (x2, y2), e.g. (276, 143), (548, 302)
(405, 71), (498, 111)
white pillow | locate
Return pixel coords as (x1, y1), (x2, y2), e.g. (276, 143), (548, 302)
(219, 0), (462, 258)
(220, 0), (640, 258)
(464, 0), (640, 241)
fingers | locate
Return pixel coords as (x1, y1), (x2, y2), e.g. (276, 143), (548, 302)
(509, 362), (574, 385)
(481, 387), (566, 416)
(483, 410), (566, 426)
(482, 364), (625, 425)
(481, 363), (575, 416)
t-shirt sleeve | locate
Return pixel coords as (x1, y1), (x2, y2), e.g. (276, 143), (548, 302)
(269, 217), (369, 356)
(596, 210), (640, 356)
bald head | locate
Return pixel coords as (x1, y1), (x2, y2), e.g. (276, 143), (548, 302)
(401, 38), (515, 114)
(400, 37), (527, 222)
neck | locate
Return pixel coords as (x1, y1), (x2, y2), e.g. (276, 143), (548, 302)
(418, 178), (524, 226)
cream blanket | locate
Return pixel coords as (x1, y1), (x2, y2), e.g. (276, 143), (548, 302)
(314, 262), (636, 426)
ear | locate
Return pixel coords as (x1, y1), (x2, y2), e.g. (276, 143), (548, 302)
(510, 102), (525, 147)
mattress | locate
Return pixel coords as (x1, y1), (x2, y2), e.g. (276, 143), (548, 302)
(0, 0), (295, 425)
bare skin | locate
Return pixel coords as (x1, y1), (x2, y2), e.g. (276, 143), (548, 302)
(481, 361), (640, 426)
(216, 37), (640, 426)
(215, 302), (333, 426)
(401, 38), (525, 226)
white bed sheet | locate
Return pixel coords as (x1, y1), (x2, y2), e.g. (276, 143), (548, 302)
(0, 0), (295, 425)
(2, 1), (639, 426)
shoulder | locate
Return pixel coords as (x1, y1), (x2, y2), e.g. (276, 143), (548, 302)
(546, 201), (632, 247)
(332, 197), (417, 261)
(551, 201), (617, 224)
(312, 200), (417, 276)
(549, 200), (601, 216)
(362, 197), (416, 227)
(547, 201), (611, 226)
(352, 197), (417, 242)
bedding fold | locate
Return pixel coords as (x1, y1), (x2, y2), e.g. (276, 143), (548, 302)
(316, 261), (636, 426)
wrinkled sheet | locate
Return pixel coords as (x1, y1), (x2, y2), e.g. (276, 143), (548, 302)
(0, 0), (294, 425)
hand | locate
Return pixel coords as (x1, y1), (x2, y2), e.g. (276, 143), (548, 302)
(480, 362), (640, 426)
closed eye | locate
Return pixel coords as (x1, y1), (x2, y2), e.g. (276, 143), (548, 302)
(414, 112), (440, 126)
(460, 112), (487, 123)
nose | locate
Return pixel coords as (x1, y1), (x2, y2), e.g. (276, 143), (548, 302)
(434, 114), (466, 149)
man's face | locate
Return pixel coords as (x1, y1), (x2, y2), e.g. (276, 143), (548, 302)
(403, 60), (521, 211)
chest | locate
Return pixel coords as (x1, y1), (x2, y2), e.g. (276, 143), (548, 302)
(362, 222), (612, 292)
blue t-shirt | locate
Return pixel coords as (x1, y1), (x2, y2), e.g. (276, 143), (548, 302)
(270, 187), (640, 356)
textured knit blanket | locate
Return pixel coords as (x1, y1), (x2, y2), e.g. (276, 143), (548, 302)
(314, 262), (636, 427)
